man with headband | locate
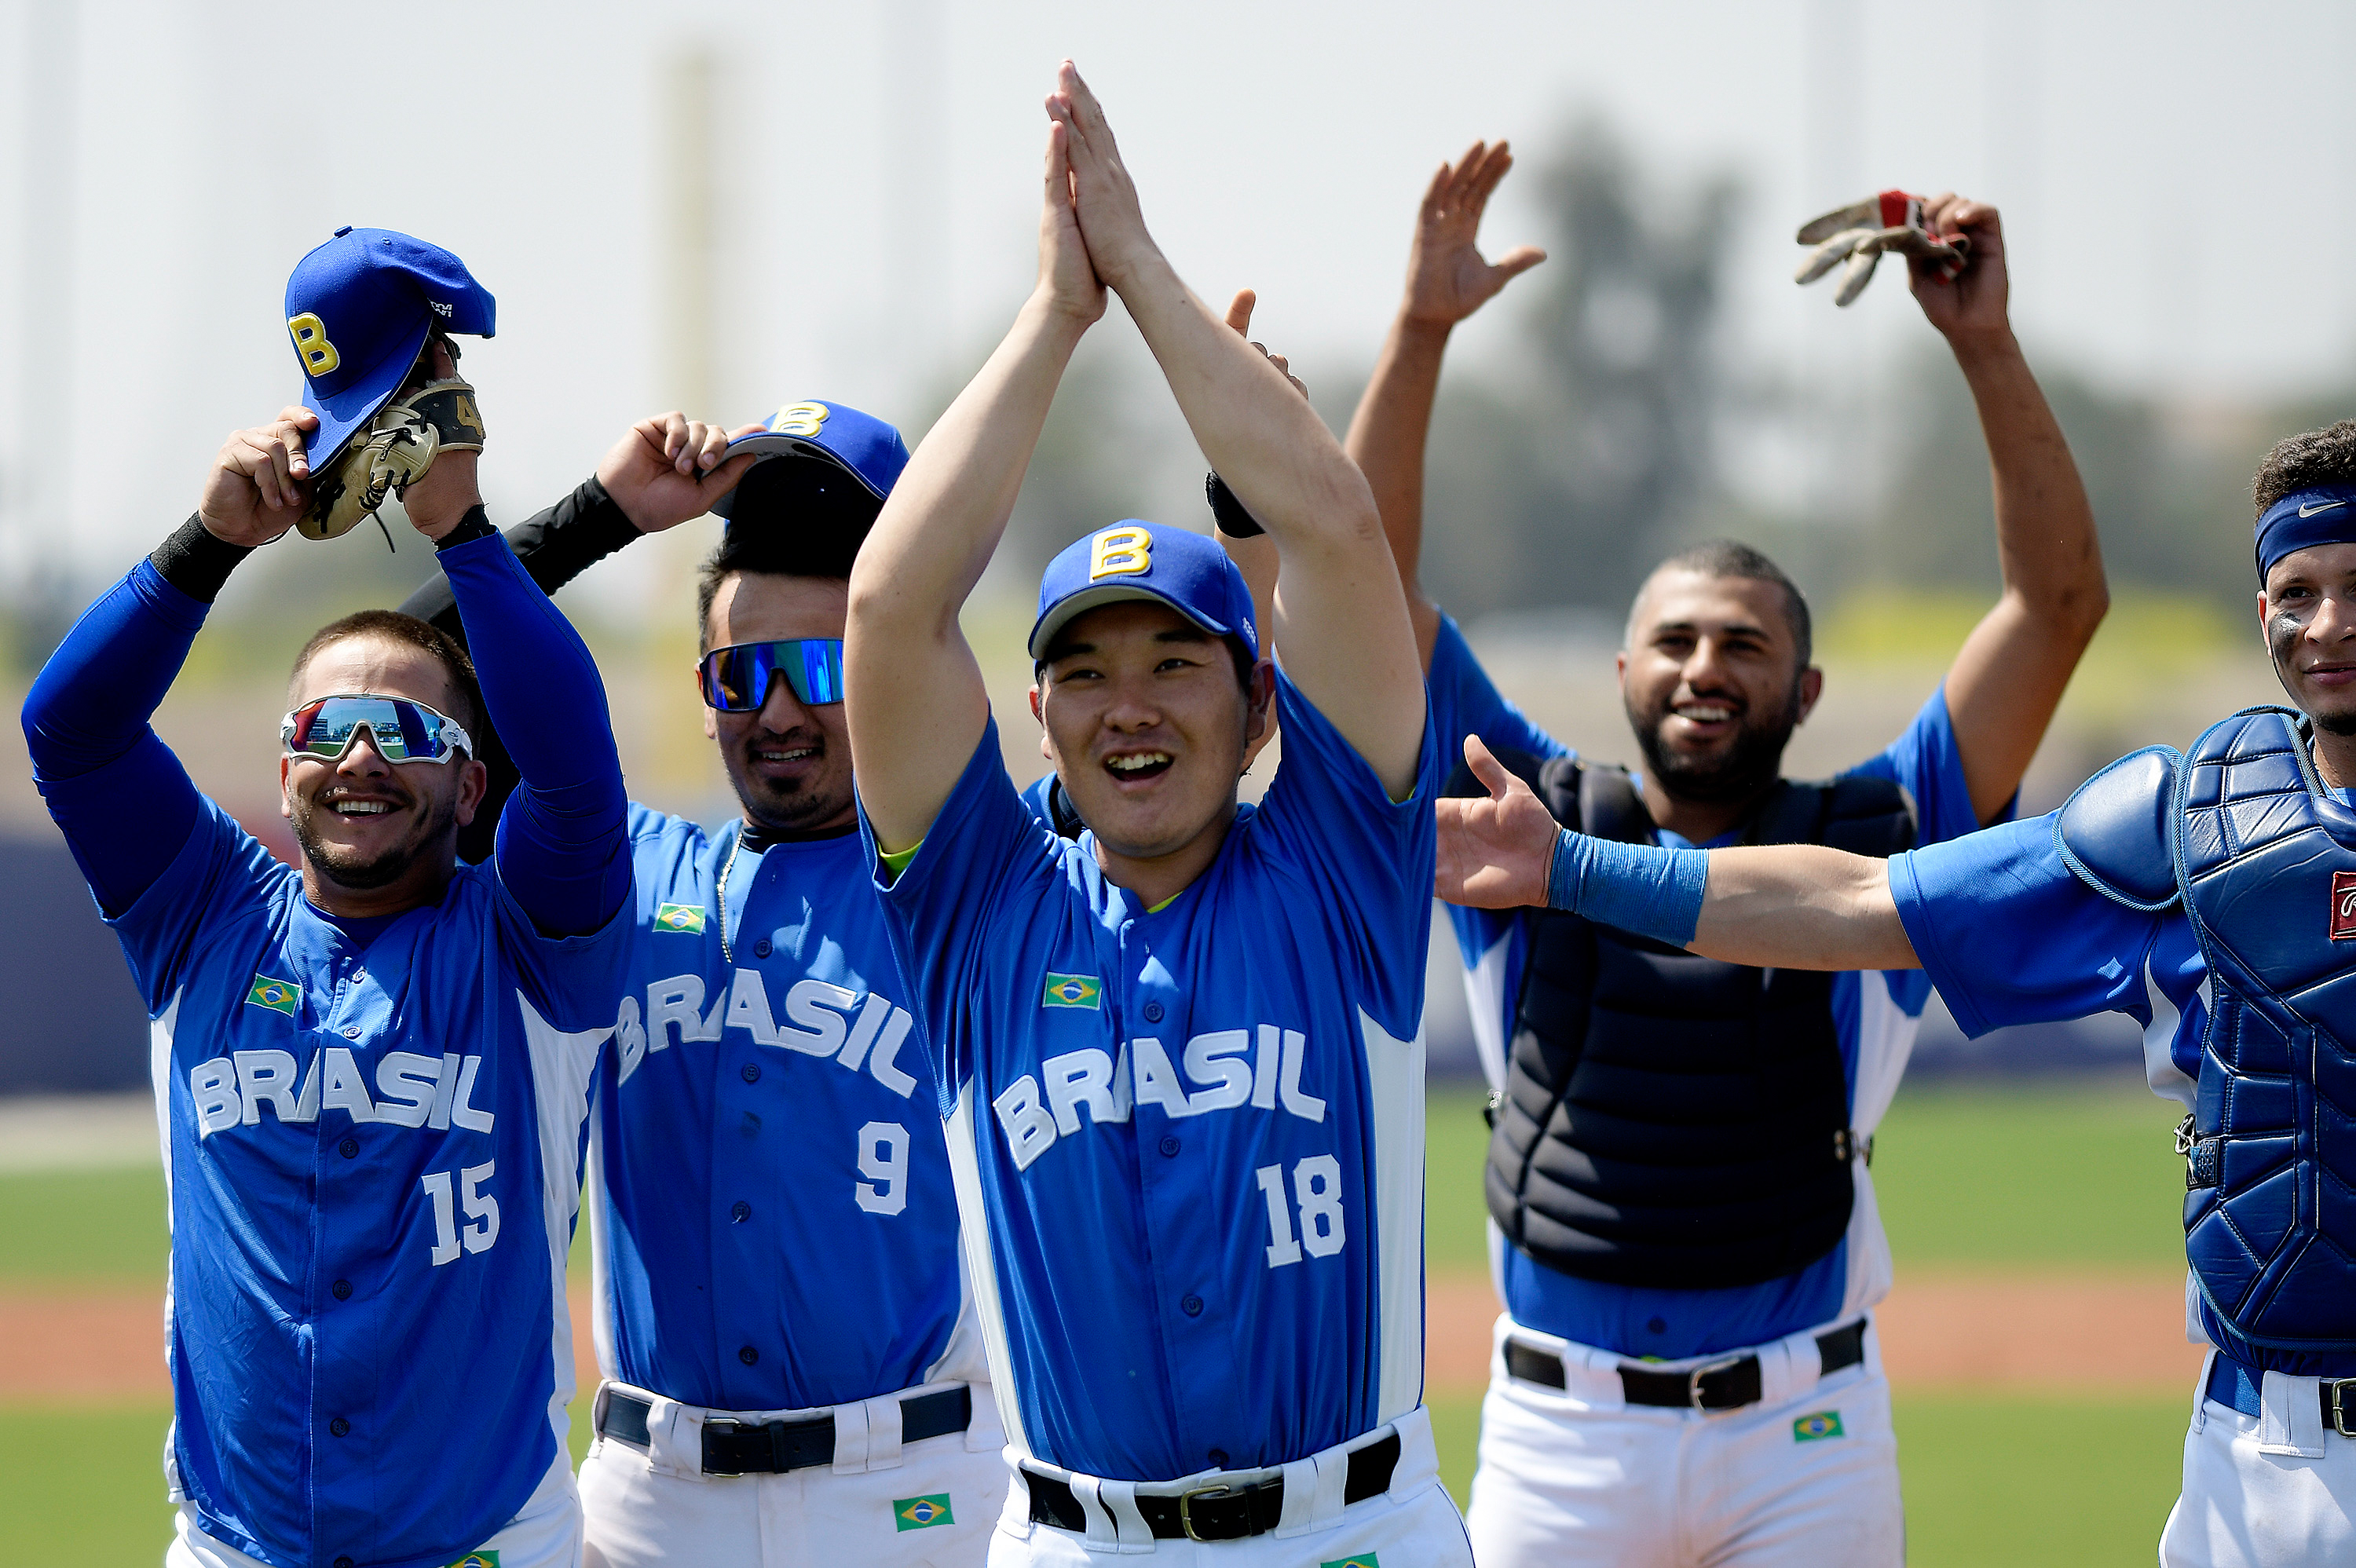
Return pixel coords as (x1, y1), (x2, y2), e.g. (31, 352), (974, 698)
(20, 230), (632, 1568)
(1432, 418), (2356, 1565)
(397, 401), (1004, 1566)
(846, 63), (1466, 1564)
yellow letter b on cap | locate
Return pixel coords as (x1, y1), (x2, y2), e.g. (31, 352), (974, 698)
(1089, 527), (1151, 581)
(287, 313), (338, 375)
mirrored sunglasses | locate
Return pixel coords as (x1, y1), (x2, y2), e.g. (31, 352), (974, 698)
(281, 693), (474, 764)
(699, 639), (847, 712)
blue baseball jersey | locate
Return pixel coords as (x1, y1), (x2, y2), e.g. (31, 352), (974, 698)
(865, 672), (1440, 1483)
(1428, 616), (1997, 1359)
(112, 801), (624, 1568)
(1889, 803), (2356, 1378)
(587, 806), (979, 1410)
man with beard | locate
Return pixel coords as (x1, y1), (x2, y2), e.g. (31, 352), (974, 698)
(1431, 419), (2356, 1567)
(1348, 148), (2109, 1565)
(19, 231), (633, 1568)
(397, 399), (1004, 1566)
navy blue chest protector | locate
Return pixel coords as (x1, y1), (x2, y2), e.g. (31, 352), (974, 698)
(1457, 750), (1915, 1290)
(2059, 707), (2356, 1356)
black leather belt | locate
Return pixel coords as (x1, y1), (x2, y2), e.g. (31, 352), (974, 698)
(1023, 1432), (1399, 1543)
(1505, 1319), (1869, 1413)
(598, 1385), (971, 1475)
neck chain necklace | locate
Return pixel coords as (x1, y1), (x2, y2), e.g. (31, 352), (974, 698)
(715, 825), (748, 964)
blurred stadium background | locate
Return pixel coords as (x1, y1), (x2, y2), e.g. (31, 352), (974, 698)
(4, 0), (2348, 1559)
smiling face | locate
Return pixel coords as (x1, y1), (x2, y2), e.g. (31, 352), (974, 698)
(1030, 600), (1271, 864)
(280, 635), (485, 905)
(702, 571), (856, 835)
(2260, 543), (2356, 736)
(1617, 567), (1823, 805)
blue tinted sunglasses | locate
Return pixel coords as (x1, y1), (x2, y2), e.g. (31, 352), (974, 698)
(281, 694), (474, 763)
(699, 639), (847, 712)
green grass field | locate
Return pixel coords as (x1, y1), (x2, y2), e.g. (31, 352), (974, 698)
(1, 1081), (2195, 1564)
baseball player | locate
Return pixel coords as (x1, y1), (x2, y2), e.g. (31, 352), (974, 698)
(397, 400), (1004, 1566)
(843, 63), (1465, 1564)
(1431, 416), (2356, 1567)
(1345, 149), (2110, 1565)
(19, 229), (632, 1568)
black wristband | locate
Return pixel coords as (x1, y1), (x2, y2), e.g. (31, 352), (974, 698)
(149, 514), (255, 604)
(1206, 472), (1264, 538)
(434, 505), (497, 550)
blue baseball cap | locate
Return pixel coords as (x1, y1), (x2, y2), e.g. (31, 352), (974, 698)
(284, 227), (496, 469)
(711, 400), (911, 520)
(2257, 485), (2356, 579)
(1028, 521), (1260, 663)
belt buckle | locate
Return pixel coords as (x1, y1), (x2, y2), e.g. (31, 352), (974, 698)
(2328, 1380), (2356, 1438)
(701, 1417), (743, 1478)
(1177, 1483), (1235, 1542)
(1688, 1354), (1745, 1413)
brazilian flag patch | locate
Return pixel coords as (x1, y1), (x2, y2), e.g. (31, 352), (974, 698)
(1042, 973), (1101, 1010)
(444, 1553), (499, 1568)
(653, 902), (707, 934)
(1793, 1409), (1846, 1442)
(1322, 1555), (1381, 1568)
(894, 1493), (954, 1531)
(245, 975), (301, 1017)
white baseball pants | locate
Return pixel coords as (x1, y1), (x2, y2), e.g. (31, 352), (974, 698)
(579, 1379), (1004, 1568)
(1465, 1313), (1904, 1567)
(986, 1408), (1471, 1566)
(2158, 1353), (2356, 1566)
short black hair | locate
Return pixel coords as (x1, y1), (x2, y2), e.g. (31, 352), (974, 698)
(290, 610), (485, 740)
(695, 457), (883, 652)
(2254, 419), (2356, 517)
(1640, 539), (1813, 669)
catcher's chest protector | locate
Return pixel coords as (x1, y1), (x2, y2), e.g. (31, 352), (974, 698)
(2172, 708), (2356, 1355)
(1479, 752), (1915, 1290)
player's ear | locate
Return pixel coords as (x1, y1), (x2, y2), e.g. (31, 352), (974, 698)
(279, 755), (295, 821)
(453, 756), (488, 828)
(1794, 665), (1825, 726)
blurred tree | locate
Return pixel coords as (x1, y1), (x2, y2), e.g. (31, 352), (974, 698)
(1420, 118), (1741, 620)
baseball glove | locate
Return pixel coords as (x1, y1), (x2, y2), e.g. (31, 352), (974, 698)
(299, 377), (488, 541)
(1793, 191), (1967, 307)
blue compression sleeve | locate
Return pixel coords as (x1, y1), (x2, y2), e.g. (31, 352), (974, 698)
(22, 561), (210, 916)
(440, 527), (629, 937)
(1546, 828), (1709, 947)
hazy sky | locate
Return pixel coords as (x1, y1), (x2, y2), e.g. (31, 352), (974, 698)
(4, 0), (2352, 586)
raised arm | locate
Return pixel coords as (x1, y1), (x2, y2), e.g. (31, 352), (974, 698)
(846, 111), (1106, 852)
(1437, 736), (1919, 970)
(1344, 143), (1546, 670)
(1049, 63), (1425, 798)
(398, 415), (755, 863)
(1908, 195), (2108, 824)
(23, 409), (316, 913)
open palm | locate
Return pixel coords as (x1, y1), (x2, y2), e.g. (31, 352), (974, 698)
(1403, 141), (1547, 327)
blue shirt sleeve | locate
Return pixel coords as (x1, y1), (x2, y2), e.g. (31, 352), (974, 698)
(1425, 615), (1566, 974)
(1246, 668), (1441, 1042)
(443, 532), (631, 939)
(1889, 812), (2171, 1039)
(1842, 682), (2008, 847)
(20, 560), (213, 918)
(1425, 615), (1568, 768)
(863, 720), (1061, 1098)
(104, 798), (293, 1016)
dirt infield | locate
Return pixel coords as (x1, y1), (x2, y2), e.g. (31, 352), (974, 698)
(2, 1269), (2204, 1403)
